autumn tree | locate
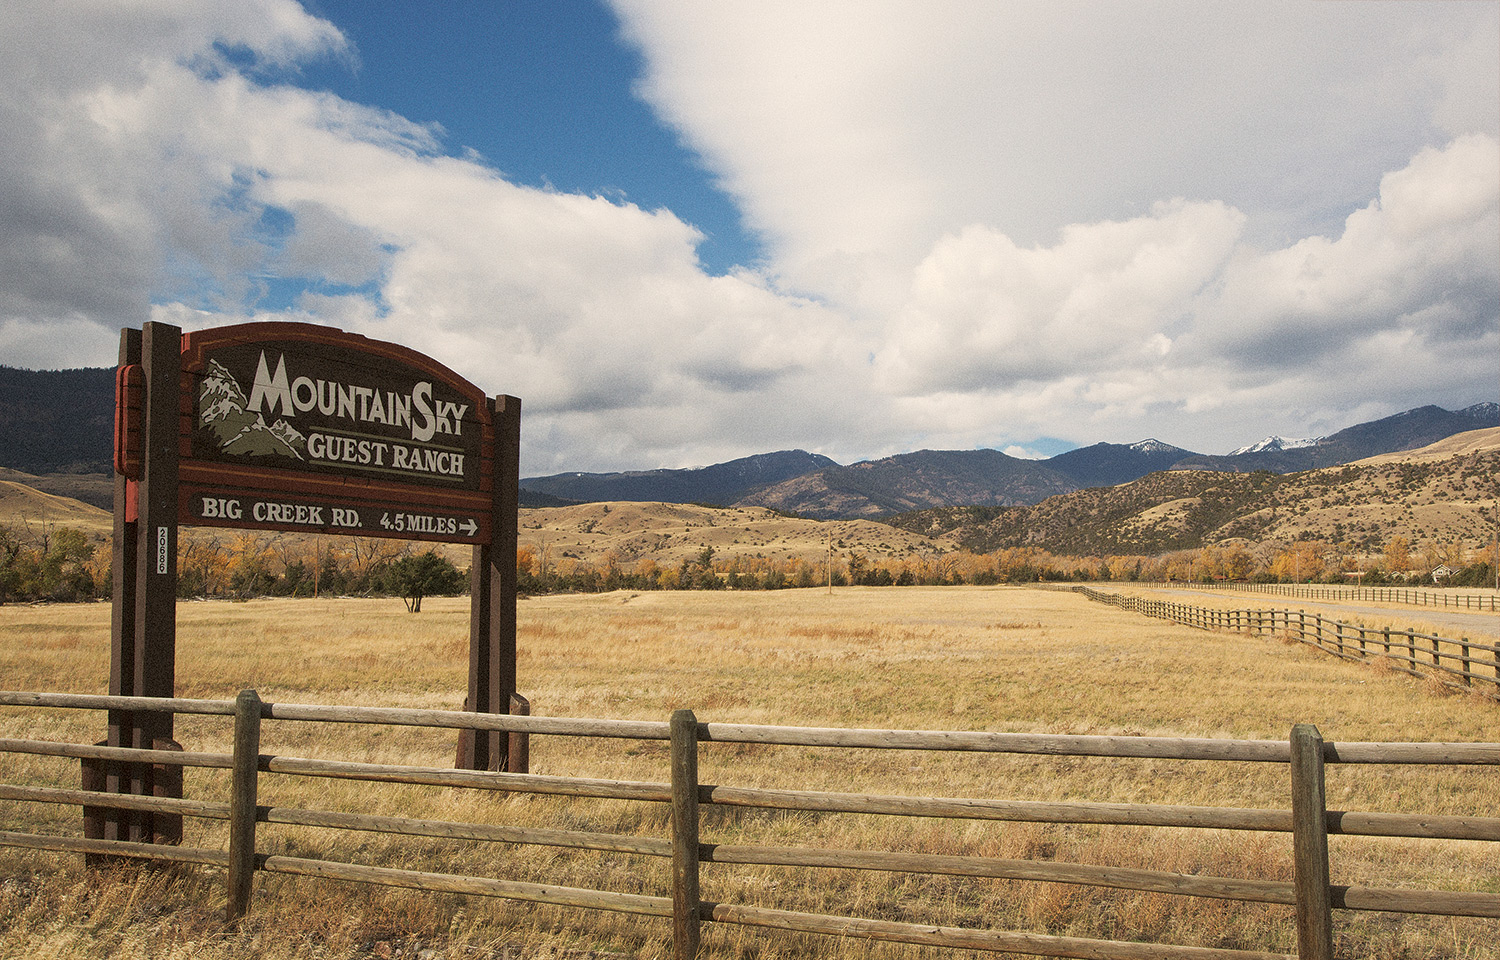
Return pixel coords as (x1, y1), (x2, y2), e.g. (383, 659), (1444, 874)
(1268, 541), (1327, 582)
(0, 524), (102, 602)
(1383, 536), (1411, 577)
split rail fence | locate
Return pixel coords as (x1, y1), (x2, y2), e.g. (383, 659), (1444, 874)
(1077, 588), (1500, 701)
(1168, 582), (1499, 612)
(2, 689), (1499, 960)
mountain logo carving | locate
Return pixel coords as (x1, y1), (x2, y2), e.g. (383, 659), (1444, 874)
(199, 357), (307, 460)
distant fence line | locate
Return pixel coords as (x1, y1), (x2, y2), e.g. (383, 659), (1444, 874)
(3, 690), (1500, 960)
(1165, 581), (1498, 612)
(1077, 588), (1500, 701)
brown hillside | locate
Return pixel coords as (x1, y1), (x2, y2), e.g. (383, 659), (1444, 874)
(0, 476), (112, 540)
(888, 434), (1499, 557)
(519, 501), (954, 571)
(0, 467), (112, 510)
(1354, 425), (1500, 464)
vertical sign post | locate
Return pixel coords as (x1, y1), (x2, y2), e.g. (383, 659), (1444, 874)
(464, 395), (521, 771)
(92, 321), (184, 847)
(98, 326), (141, 847)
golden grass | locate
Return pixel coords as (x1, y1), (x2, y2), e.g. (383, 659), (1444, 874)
(2, 587), (1498, 958)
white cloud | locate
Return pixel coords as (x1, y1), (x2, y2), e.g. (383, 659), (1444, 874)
(614, 0), (1497, 294)
(614, 0), (1497, 455)
(875, 198), (1245, 393)
(1189, 135), (1500, 368)
(0, 0), (1495, 474)
(0, 1), (884, 471)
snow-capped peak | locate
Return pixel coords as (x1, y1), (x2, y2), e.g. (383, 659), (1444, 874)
(1129, 439), (1179, 454)
(1230, 435), (1319, 456)
(1460, 401), (1498, 419)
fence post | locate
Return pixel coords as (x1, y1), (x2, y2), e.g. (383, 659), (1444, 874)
(227, 689), (263, 921)
(670, 709), (702, 960)
(508, 692), (531, 775)
(1460, 640), (1471, 688)
(1430, 634), (1441, 668)
(1290, 724), (1334, 960)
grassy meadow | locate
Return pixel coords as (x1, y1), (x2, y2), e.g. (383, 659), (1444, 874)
(1, 586), (1497, 959)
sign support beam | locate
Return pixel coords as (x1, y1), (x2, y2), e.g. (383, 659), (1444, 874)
(465, 395), (520, 771)
(95, 321), (183, 848)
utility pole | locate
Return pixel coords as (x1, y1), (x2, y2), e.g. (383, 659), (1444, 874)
(827, 527), (833, 594)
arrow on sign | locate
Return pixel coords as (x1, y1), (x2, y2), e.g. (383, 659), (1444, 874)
(459, 518), (479, 537)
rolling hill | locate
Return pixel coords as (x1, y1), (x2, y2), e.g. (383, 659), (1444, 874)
(883, 428), (1500, 556)
(517, 500), (952, 572)
(0, 469), (113, 541)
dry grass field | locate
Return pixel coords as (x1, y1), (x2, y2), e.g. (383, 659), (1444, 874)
(1, 587), (1497, 959)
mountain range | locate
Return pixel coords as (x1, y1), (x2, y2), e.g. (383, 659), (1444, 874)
(523, 403), (1498, 519)
(0, 364), (1493, 520)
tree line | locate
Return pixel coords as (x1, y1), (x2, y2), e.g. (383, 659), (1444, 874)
(0, 523), (464, 609)
(518, 536), (1497, 593)
(1, 522), (1493, 606)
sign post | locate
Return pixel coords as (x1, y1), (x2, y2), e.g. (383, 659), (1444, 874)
(463, 394), (521, 771)
(91, 322), (185, 847)
(91, 321), (522, 851)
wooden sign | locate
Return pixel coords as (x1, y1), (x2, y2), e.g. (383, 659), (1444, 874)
(93, 321), (522, 854)
(174, 322), (495, 543)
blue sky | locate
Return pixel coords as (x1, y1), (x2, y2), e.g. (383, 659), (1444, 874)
(1, 1), (1496, 475)
(297, 0), (757, 276)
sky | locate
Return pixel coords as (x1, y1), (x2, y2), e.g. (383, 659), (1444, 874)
(1, 1), (1496, 476)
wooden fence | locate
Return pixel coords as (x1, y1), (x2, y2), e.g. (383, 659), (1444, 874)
(1167, 582), (1499, 612)
(1077, 588), (1500, 701)
(2, 690), (1499, 960)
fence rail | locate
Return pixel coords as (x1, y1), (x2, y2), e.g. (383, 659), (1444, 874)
(1166, 582), (1499, 612)
(1077, 588), (1500, 701)
(3, 690), (1499, 960)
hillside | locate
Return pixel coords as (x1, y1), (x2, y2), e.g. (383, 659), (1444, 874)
(0, 467), (113, 510)
(0, 473), (113, 541)
(0, 366), (115, 474)
(517, 501), (954, 572)
(1353, 425), (1500, 464)
(884, 428), (1500, 555)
